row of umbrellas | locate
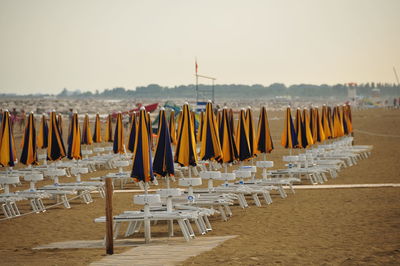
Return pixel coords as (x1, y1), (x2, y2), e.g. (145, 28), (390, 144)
(281, 105), (353, 149)
(0, 104), (353, 185)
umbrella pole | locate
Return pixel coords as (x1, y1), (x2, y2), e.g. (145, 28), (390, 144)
(143, 181), (151, 244)
(263, 153), (267, 161)
(188, 167), (194, 201)
(166, 174), (170, 189)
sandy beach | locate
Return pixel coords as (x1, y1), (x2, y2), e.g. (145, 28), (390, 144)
(0, 107), (399, 265)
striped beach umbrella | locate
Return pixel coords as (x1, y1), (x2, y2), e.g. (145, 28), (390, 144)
(57, 113), (63, 138)
(104, 114), (113, 142)
(81, 114), (93, 145)
(327, 106), (335, 138)
(47, 111), (66, 161)
(309, 107), (318, 143)
(20, 112), (38, 165)
(343, 105), (353, 134)
(146, 112), (154, 149)
(332, 106), (344, 138)
(315, 107), (326, 142)
(196, 111), (204, 143)
(153, 108), (174, 178)
(295, 108), (305, 148)
(67, 113), (82, 160)
(127, 112), (137, 152)
(174, 103), (197, 167)
(37, 114), (48, 149)
(199, 102), (222, 162)
(321, 105), (332, 139)
(113, 112), (124, 154)
(0, 110), (17, 167)
(281, 107), (298, 149)
(219, 107), (238, 164)
(235, 109), (252, 162)
(301, 108), (314, 148)
(92, 113), (102, 143)
(245, 107), (256, 157)
(131, 108), (154, 183)
(168, 110), (177, 145)
(256, 106), (274, 154)
(228, 109), (235, 138)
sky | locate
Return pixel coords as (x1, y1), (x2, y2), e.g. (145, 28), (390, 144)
(0, 0), (399, 94)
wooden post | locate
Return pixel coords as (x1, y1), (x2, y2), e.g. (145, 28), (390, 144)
(105, 178), (114, 255)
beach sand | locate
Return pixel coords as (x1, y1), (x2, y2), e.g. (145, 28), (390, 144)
(0, 108), (399, 265)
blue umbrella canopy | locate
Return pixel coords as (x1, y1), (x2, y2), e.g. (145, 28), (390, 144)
(153, 108), (174, 177)
(131, 108), (154, 183)
(37, 114), (48, 149)
(47, 111), (66, 161)
(20, 112), (38, 165)
(0, 110), (17, 167)
(127, 112), (137, 153)
(255, 106), (274, 154)
(235, 109), (252, 162)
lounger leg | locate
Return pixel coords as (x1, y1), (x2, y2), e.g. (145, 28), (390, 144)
(218, 205), (228, 221)
(168, 220), (174, 237)
(251, 193), (262, 207)
(239, 194), (248, 208)
(184, 219), (195, 238)
(114, 222), (121, 239)
(286, 183), (294, 194)
(2, 204), (10, 218)
(37, 198), (46, 212)
(262, 191), (273, 204)
(197, 217), (207, 233)
(278, 186), (287, 198)
(224, 205), (233, 217)
(177, 219), (191, 242)
(62, 194), (71, 209)
(194, 218), (205, 235)
(30, 199), (39, 213)
(203, 215), (212, 231)
(321, 172), (328, 182)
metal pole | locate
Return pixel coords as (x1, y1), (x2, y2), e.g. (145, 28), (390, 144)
(105, 178), (114, 255)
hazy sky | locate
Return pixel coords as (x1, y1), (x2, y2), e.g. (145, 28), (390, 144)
(0, 0), (399, 94)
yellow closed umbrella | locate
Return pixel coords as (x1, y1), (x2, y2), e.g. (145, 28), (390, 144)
(104, 114), (113, 142)
(81, 114), (93, 145)
(281, 107), (298, 150)
(67, 112), (82, 160)
(113, 112), (124, 154)
(47, 111), (66, 161)
(174, 103), (197, 167)
(0, 110), (17, 167)
(168, 110), (177, 145)
(219, 107), (238, 165)
(235, 108), (252, 162)
(92, 113), (102, 143)
(199, 102), (222, 163)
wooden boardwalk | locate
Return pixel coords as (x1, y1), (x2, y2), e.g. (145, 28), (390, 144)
(90, 236), (236, 266)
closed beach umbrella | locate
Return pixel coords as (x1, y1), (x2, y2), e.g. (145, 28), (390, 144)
(20, 112), (38, 165)
(281, 107), (298, 149)
(174, 103), (197, 167)
(256, 106), (274, 154)
(196, 111), (204, 143)
(327, 106), (335, 138)
(131, 108), (154, 183)
(127, 112), (137, 152)
(228, 109), (235, 138)
(245, 107), (256, 157)
(104, 114), (113, 142)
(302, 108), (314, 148)
(146, 112), (153, 149)
(295, 108), (305, 148)
(92, 113), (102, 143)
(343, 105), (353, 134)
(321, 105), (332, 139)
(153, 108), (174, 178)
(47, 111), (66, 161)
(176, 111), (182, 142)
(113, 112), (124, 154)
(168, 110), (177, 145)
(57, 113), (63, 138)
(219, 107), (238, 164)
(199, 102), (223, 162)
(81, 114), (93, 145)
(37, 114), (48, 149)
(332, 106), (344, 138)
(309, 107), (317, 143)
(314, 107), (326, 143)
(0, 110), (17, 167)
(235, 109), (252, 161)
(67, 113), (82, 160)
